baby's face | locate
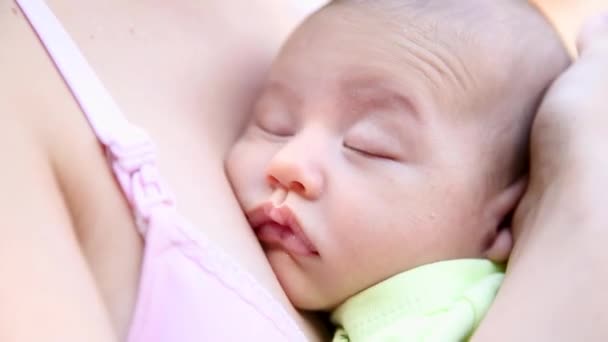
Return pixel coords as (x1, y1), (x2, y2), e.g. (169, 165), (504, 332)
(227, 4), (503, 310)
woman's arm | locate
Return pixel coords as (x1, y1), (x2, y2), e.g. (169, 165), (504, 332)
(0, 4), (118, 340)
(0, 113), (118, 342)
(473, 15), (608, 341)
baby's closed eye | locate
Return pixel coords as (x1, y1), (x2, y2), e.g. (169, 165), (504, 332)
(252, 98), (296, 138)
(343, 116), (404, 161)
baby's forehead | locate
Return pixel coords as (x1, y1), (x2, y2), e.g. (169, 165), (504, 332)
(339, 2), (548, 55)
(313, 0), (557, 110)
(299, 4), (492, 108)
(336, 1), (531, 61)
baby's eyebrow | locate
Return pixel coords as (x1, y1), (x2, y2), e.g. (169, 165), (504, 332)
(340, 76), (420, 121)
(262, 81), (302, 108)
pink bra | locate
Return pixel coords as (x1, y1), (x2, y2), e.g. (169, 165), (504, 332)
(16, 0), (307, 341)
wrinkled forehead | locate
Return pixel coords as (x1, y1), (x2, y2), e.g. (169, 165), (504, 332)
(275, 1), (508, 106)
(271, 0), (557, 122)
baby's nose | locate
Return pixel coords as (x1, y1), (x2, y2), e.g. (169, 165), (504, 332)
(265, 142), (325, 200)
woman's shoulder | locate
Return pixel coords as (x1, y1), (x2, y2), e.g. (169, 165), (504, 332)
(0, 0), (109, 201)
(0, 1), (71, 169)
(0, 2), (54, 127)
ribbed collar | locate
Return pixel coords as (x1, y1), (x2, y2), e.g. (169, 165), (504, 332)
(331, 259), (504, 341)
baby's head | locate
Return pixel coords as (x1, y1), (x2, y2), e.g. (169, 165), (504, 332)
(226, 0), (569, 310)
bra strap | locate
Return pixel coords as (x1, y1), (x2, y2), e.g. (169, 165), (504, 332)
(17, 0), (176, 234)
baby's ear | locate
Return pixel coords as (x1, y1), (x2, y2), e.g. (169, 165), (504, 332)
(483, 176), (528, 263)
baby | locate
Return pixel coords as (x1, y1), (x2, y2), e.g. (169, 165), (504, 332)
(227, 0), (569, 340)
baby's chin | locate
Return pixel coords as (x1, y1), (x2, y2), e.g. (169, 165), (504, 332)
(287, 288), (346, 313)
(264, 248), (347, 312)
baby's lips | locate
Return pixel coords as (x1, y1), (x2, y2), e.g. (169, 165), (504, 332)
(270, 206), (319, 255)
(246, 203), (273, 229)
(247, 202), (319, 255)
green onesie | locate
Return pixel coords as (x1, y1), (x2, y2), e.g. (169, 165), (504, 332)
(331, 259), (504, 341)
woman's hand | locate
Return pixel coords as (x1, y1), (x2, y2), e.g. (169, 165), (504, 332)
(514, 13), (608, 243)
(474, 14), (608, 341)
(513, 13), (608, 239)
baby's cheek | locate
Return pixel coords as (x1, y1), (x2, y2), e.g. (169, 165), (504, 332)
(225, 146), (241, 182)
(225, 143), (253, 191)
(226, 140), (275, 202)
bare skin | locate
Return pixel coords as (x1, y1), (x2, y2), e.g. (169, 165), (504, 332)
(0, 0), (326, 340)
(473, 3), (608, 342)
(0, 0), (606, 341)
(533, 0), (608, 54)
(474, 15), (608, 341)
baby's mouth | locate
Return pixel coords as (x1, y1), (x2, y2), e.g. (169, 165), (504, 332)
(246, 203), (319, 257)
